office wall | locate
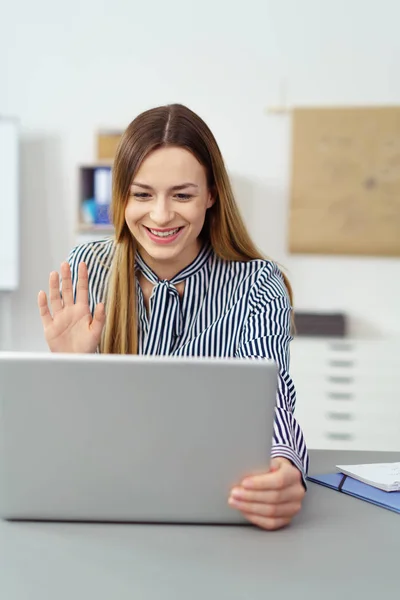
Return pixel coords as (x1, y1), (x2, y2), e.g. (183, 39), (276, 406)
(0, 0), (399, 350)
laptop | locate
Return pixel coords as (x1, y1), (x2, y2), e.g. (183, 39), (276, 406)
(0, 352), (277, 524)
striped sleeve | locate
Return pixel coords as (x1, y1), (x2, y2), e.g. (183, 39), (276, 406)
(65, 239), (113, 315)
(235, 262), (309, 482)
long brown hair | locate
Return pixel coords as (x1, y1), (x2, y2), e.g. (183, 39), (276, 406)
(100, 103), (293, 354)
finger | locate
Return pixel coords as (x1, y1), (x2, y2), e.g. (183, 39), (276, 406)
(60, 262), (74, 307)
(76, 263), (89, 305)
(37, 290), (53, 329)
(90, 303), (106, 338)
(242, 463), (301, 491)
(242, 512), (291, 531)
(228, 497), (302, 519)
(230, 483), (304, 505)
(49, 271), (63, 314)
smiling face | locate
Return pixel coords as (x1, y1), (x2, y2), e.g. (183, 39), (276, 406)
(125, 146), (214, 279)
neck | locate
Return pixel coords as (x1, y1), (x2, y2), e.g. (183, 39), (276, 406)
(138, 239), (202, 281)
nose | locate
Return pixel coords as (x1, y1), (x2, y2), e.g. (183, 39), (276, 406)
(149, 197), (174, 226)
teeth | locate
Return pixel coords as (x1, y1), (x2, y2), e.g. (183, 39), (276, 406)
(149, 228), (180, 237)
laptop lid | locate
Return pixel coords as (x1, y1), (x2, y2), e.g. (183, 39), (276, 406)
(0, 352), (277, 524)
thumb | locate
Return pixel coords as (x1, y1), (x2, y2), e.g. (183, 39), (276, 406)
(270, 457), (294, 472)
(269, 458), (282, 472)
(90, 302), (106, 338)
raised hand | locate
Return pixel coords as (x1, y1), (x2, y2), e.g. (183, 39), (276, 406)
(38, 262), (106, 354)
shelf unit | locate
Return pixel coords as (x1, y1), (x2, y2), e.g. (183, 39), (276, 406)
(76, 129), (123, 239)
(77, 162), (114, 239)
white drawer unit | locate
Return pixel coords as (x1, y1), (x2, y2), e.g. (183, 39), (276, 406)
(290, 338), (400, 452)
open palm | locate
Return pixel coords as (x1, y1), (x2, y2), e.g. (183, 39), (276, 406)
(38, 262), (105, 354)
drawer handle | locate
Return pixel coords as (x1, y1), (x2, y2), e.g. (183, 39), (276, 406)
(327, 392), (354, 400)
(327, 376), (354, 384)
(327, 412), (353, 421)
(326, 432), (354, 441)
(329, 344), (354, 352)
(328, 360), (355, 368)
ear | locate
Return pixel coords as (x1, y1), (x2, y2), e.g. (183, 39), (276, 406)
(206, 188), (216, 209)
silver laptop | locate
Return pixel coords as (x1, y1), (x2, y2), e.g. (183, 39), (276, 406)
(0, 352), (277, 524)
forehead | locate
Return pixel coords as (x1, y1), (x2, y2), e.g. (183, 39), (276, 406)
(134, 146), (207, 187)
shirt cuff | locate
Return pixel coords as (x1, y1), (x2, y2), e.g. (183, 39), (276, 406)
(270, 444), (308, 490)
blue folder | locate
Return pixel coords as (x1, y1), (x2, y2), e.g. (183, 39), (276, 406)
(307, 472), (400, 514)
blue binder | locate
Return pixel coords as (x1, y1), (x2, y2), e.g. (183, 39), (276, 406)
(307, 472), (400, 514)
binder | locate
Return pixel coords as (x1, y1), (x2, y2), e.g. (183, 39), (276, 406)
(307, 472), (400, 514)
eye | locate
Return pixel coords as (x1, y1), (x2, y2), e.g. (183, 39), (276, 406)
(174, 193), (193, 201)
(133, 192), (152, 200)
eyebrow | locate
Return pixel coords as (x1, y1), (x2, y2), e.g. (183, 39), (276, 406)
(131, 182), (199, 191)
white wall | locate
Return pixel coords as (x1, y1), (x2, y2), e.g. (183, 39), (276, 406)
(0, 0), (399, 350)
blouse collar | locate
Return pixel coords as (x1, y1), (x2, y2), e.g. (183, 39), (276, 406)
(135, 242), (213, 286)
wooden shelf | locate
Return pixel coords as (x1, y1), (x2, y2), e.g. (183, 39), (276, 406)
(79, 160), (113, 169)
(76, 223), (114, 234)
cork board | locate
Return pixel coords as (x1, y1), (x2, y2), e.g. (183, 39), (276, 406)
(288, 106), (400, 256)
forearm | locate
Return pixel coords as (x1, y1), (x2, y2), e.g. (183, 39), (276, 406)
(272, 405), (309, 482)
(236, 349), (308, 481)
(271, 370), (309, 482)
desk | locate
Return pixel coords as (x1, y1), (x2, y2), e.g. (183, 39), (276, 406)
(1, 450), (398, 599)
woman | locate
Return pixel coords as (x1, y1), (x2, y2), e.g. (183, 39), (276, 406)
(38, 103), (307, 531)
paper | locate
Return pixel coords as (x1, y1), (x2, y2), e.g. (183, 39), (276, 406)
(336, 462), (400, 492)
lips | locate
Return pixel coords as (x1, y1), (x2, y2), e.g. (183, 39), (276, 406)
(143, 225), (184, 244)
(144, 226), (183, 237)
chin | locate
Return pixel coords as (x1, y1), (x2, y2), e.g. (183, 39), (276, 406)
(131, 222), (203, 261)
(143, 244), (182, 261)
(137, 234), (186, 259)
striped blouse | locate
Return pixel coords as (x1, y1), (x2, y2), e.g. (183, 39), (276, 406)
(67, 239), (309, 479)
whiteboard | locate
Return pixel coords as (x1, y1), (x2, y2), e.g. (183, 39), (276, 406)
(0, 118), (19, 290)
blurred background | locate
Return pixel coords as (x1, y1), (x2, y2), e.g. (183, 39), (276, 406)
(0, 0), (399, 451)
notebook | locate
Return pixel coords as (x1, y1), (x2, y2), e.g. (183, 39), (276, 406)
(307, 470), (400, 515)
(335, 462), (400, 492)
